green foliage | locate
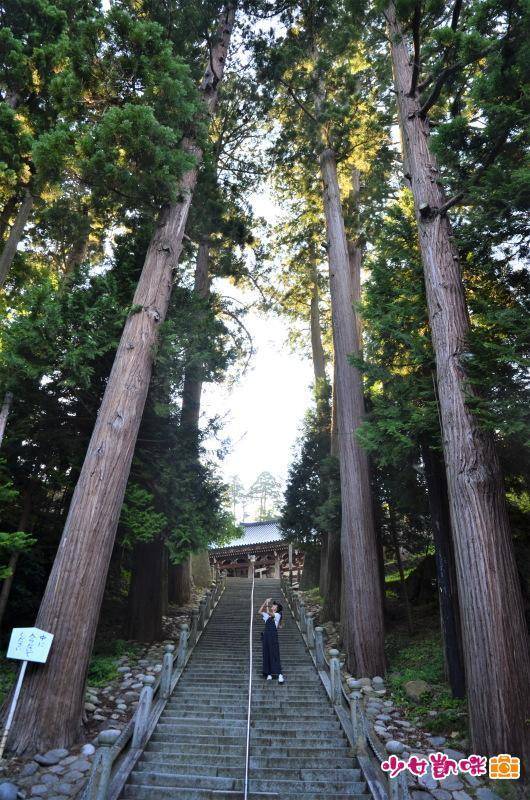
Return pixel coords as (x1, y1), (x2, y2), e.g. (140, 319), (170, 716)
(86, 655), (119, 687)
(386, 629), (468, 737)
(280, 382), (336, 548)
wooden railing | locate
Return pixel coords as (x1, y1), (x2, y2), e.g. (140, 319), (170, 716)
(280, 577), (408, 800)
(83, 576), (226, 800)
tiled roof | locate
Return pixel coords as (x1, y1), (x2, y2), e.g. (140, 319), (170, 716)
(210, 520), (284, 554)
(237, 520), (283, 546)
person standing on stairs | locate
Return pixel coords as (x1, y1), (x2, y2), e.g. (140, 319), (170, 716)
(258, 597), (285, 683)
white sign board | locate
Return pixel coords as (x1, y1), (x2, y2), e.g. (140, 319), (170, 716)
(7, 627), (53, 663)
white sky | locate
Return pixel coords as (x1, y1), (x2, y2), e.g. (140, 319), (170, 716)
(200, 190), (315, 517)
(201, 303), (314, 491)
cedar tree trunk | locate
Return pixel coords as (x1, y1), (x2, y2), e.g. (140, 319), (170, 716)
(7, 2), (236, 754)
(422, 441), (465, 698)
(0, 392), (13, 447)
(126, 538), (165, 643)
(168, 557), (192, 606)
(322, 362), (342, 623)
(387, 1), (530, 758)
(319, 148), (385, 675)
(0, 189), (34, 287)
(299, 547), (320, 590)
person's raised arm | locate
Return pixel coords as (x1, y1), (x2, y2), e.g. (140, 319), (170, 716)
(258, 597), (272, 615)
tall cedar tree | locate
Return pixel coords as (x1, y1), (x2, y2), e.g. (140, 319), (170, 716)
(383, 0), (530, 759)
(7, 2), (237, 753)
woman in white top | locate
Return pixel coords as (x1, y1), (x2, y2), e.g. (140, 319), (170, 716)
(258, 597), (284, 683)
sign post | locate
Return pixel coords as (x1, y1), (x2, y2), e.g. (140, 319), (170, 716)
(0, 627), (54, 760)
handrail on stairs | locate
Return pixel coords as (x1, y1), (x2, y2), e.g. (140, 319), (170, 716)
(280, 576), (407, 800)
(243, 557), (256, 800)
(83, 575), (227, 800)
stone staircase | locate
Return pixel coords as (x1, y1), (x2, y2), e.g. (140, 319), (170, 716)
(121, 578), (371, 799)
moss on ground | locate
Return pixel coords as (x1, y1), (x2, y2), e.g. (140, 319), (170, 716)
(385, 604), (468, 742)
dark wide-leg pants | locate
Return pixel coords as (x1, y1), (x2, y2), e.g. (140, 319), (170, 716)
(262, 617), (282, 676)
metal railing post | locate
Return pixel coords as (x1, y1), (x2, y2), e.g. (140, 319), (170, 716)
(244, 555), (256, 800)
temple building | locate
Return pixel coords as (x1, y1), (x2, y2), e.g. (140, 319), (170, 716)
(209, 520), (304, 580)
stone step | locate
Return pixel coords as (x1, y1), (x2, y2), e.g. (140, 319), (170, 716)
(123, 787), (275, 799)
(136, 761), (361, 782)
(121, 581), (370, 800)
(129, 771), (367, 795)
(166, 704), (335, 715)
(151, 732), (348, 748)
(141, 751), (356, 769)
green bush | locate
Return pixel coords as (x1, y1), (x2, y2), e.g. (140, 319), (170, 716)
(87, 655), (119, 687)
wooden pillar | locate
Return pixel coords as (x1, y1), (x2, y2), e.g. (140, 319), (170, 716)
(273, 551), (280, 579)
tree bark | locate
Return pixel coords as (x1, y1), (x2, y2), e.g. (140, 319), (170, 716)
(180, 238), (210, 443)
(0, 392), (13, 447)
(319, 148), (385, 675)
(322, 362), (342, 622)
(0, 189), (34, 287)
(319, 533), (328, 597)
(126, 538), (164, 643)
(0, 492), (32, 629)
(310, 262), (327, 383)
(6, 3), (236, 754)
(300, 547), (320, 590)
(168, 557), (192, 606)
(387, 1), (530, 758)
(422, 441), (465, 698)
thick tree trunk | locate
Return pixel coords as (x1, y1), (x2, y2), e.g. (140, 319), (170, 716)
(0, 189), (34, 287)
(63, 214), (91, 278)
(300, 547), (320, 590)
(180, 238), (210, 443)
(422, 442), (465, 698)
(168, 557), (192, 606)
(319, 148), (385, 676)
(6, 3), (236, 754)
(319, 533), (328, 597)
(126, 539), (164, 643)
(0, 391), (13, 447)
(387, 1), (530, 758)
(310, 264), (327, 383)
(322, 363), (342, 622)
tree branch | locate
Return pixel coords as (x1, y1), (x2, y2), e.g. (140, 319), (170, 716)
(438, 130), (510, 215)
(279, 79), (319, 124)
(451, 0), (463, 31)
(419, 63), (460, 116)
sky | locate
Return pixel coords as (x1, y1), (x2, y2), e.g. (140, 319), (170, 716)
(200, 190), (316, 520)
(201, 301), (314, 495)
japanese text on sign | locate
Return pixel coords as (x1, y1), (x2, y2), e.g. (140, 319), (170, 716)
(6, 628), (54, 664)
